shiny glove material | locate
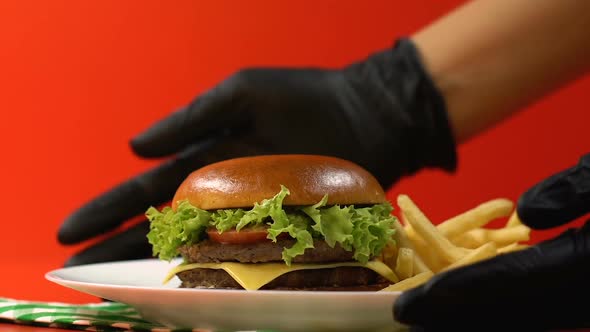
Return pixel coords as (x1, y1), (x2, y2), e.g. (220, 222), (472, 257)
(58, 38), (457, 266)
(393, 153), (590, 332)
(517, 153), (590, 229)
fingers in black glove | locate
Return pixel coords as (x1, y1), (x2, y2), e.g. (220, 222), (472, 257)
(64, 222), (152, 267)
(130, 81), (246, 159)
(517, 152), (590, 229)
(393, 220), (590, 331)
(58, 135), (238, 245)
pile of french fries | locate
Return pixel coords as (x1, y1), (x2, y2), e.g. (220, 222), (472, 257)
(379, 194), (531, 292)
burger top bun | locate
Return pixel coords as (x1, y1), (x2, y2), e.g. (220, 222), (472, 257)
(171, 154), (387, 210)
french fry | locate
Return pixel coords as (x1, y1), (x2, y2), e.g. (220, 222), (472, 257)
(386, 194), (533, 292)
(397, 195), (469, 264)
(399, 211), (409, 227)
(449, 232), (481, 249)
(437, 198), (514, 238)
(497, 242), (530, 254)
(441, 242), (497, 272)
(395, 248), (414, 280)
(391, 220), (432, 274)
(452, 225), (531, 248)
(379, 271), (434, 292)
(404, 222), (447, 272)
(379, 242), (398, 271)
(505, 211), (523, 228)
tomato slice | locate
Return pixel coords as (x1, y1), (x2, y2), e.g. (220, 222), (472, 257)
(207, 228), (270, 244)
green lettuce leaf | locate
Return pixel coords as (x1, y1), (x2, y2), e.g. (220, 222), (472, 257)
(311, 205), (354, 250)
(146, 201), (211, 261)
(146, 185), (397, 265)
(350, 203), (396, 263)
(236, 185), (290, 231)
(211, 209), (246, 232)
(267, 212), (315, 265)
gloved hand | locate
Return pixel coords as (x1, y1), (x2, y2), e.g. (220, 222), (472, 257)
(57, 38), (457, 267)
(393, 153), (590, 332)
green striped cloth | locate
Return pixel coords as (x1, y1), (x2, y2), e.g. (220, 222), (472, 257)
(0, 297), (216, 332)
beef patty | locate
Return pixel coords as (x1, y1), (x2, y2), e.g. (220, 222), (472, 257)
(175, 239), (388, 290)
(177, 267), (390, 291)
(178, 239), (356, 264)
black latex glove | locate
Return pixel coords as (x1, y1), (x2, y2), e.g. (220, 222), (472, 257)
(394, 153), (590, 332)
(57, 38), (457, 267)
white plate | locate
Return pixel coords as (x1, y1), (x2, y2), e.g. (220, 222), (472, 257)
(46, 259), (406, 332)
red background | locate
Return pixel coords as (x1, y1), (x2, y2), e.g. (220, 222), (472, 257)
(0, 0), (588, 304)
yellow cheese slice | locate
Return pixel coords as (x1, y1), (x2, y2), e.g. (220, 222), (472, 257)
(165, 260), (399, 290)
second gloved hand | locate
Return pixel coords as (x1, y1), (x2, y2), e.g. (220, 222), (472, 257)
(393, 153), (590, 332)
(57, 38), (457, 266)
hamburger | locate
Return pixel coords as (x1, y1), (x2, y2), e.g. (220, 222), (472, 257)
(146, 154), (399, 291)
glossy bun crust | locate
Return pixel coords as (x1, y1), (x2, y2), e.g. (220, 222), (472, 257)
(172, 155), (386, 210)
